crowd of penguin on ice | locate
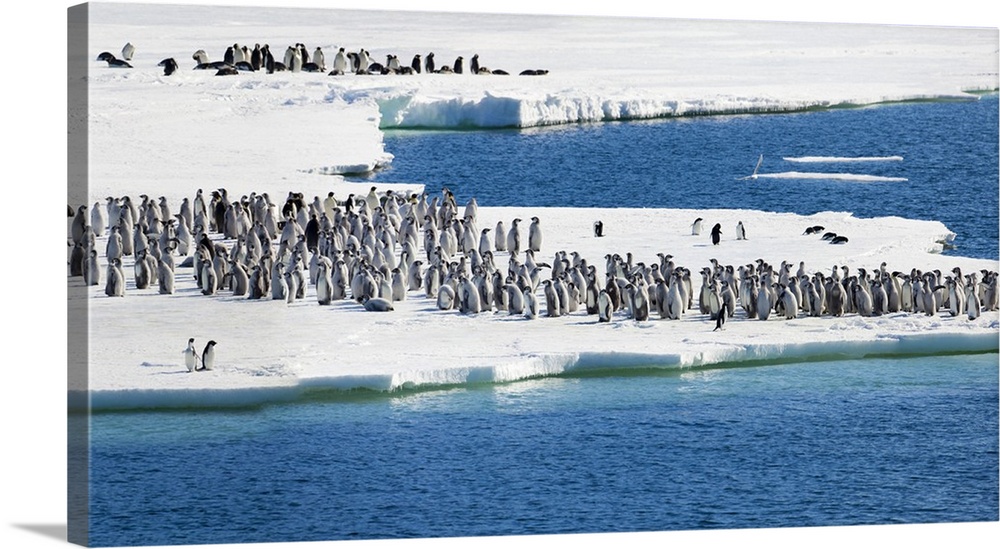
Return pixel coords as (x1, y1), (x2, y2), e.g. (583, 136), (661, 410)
(98, 41), (549, 77)
(69, 184), (999, 334)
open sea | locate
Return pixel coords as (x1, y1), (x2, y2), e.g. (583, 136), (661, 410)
(86, 95), (1000, 547)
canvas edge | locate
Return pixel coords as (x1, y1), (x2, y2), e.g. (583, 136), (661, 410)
(68, 2), (91, 547)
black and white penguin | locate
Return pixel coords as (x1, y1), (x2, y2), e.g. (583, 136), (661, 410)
(597, 289), (612, 322)
(454, 56), (464, 74)
(313, 46), (325, 71)
(425, 52), (435, 73)
(593, 220), (604, 237)
(251, 44), (262, 70)
(711, 223), (722, 245)
(470, 54), (480, 74)
(714, 301), (729, 331)
(411, 54), (422, 73)
(199, 340), (216, 371)
(121, 42), (135, 61)
(528, 216), (542, 252)
(356, 49), (370, 74)
(736, 221), (747, 240)
(691, 217), (704, 235)
(183, 338), (199, 372)
(265, 45), (276, 73)
(157, 57), (178, 76)
(97, 51), (132, 68)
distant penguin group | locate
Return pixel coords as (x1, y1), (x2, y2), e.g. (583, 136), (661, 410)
(97, 41), (547, 78)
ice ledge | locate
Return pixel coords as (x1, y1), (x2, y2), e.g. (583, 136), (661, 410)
(363, 90), (989, 130)
(75, 329), (998, 412)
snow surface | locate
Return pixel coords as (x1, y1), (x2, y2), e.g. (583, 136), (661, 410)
(73, 2), (1000, 411)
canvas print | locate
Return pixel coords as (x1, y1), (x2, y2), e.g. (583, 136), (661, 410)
(67, 2), (999, 547)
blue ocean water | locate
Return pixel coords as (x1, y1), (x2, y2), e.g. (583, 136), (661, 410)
(86, 98), (1000, 546)
(89, 354), (998, 546)
(372, 94), (999, 260)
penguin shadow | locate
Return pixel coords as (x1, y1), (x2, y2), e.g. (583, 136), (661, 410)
(565, 319), (611, 326)
(140, 361), (177, 368)
(140, 361), (191, 375)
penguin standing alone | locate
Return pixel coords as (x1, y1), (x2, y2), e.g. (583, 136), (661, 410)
(711, 223), (722, 245)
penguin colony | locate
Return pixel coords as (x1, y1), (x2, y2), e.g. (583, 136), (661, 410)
(97, 42), (548, 77)
(69, 186), (999, 347)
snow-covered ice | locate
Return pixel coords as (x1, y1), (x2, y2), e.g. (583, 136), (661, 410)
(71, 2), (1000, 410)
(72, 203), (1000, 410)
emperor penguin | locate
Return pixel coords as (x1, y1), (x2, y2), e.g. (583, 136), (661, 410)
(736, 221), (747, 240)
(365, 186), (380, 212)
(528, 216), (542, 252)
(91, 202), (106, 236)
(756, 282), (771, 320)
(506, 218), (522, 257)
(966, 282), (982, 320)
(290, 45), (304, 72)
(411, 54), (422, 73)
(85, 249), (101, 286)
(199, 340), (217, 371)
(105, 258), (125, 297)
(779, 284), (799, 319)
(711, 223), (722, 246)
(158, 57), (178, 76)
(313, 47), (325, 71)
(597, 288), (612, 322)
(494, 220), (507, 251)
(183, 338), (199, 372)
(71, 205), (87, 245)
(357, 49), (371, 74)
(436, 283), (456, 310)
(543, 280), (561, 317)
(332, 47), (348, 74)
(714, 301), (729, 331)
(523, 288), (539, 319)
(505, 283), (525, 314)
(158, 256), (175, 295)
(691, 217), (704, 236)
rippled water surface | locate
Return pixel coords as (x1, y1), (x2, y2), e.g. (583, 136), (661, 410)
(89, 353), (999, 546)
(372, 95), (998, 259)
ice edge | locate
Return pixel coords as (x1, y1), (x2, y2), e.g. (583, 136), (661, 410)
(76, 330), (999, 412)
